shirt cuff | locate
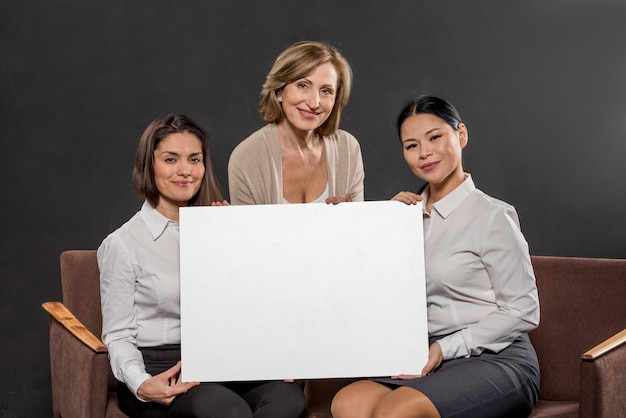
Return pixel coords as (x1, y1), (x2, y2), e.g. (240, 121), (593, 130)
(123, 364), (152, 402)
(437, 330), (471, 359)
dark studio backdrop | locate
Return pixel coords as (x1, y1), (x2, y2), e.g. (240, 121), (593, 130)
(1, 0), (625, 416)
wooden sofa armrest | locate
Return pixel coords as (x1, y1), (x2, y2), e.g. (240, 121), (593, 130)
(581, 328), (626, 361)
(579, 329), (626, 418)
(46, 310), (113, 418)
(42, 301), (106, 353)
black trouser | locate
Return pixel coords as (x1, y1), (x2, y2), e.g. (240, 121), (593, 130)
(117, 345), (305, 418)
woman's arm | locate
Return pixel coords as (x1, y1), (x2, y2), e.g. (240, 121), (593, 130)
(228, 128), (281, 205)
(326, 130), (365, 202)
(345, 132), (365, 202)
(437, 206), (540, 360)
(98, 235), (152, 399)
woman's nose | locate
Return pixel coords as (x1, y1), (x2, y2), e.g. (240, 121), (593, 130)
(306, 90), (320, 109)
(419, 144), (433, 159)
(179, 163), (191, 176)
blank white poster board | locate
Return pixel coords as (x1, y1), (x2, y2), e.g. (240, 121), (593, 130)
(179, 201), (427, 382)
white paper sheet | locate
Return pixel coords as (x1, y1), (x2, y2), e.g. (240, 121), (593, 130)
(179, 201), (427, 382)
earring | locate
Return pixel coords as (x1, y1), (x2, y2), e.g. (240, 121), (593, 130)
(277, 96), (282, 102)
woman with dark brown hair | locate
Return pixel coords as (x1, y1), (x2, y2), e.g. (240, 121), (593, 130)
(98, 114), (305, 417)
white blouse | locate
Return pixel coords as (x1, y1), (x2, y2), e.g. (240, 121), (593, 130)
(422, 175), (540, 360)
(98, 201), (181, 398)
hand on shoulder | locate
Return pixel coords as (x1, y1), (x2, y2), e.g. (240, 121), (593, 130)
(391, 191), (423, 205)
(210, 200), (230, 206)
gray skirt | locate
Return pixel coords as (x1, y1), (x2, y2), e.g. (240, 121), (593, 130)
(372, 334), (540, 418)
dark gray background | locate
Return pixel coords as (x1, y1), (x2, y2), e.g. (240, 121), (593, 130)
(2, 1), (625, 416)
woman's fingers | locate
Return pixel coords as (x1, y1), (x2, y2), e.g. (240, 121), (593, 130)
(391, 191), (423, 205)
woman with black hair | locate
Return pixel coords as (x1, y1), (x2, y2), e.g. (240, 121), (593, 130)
(331, 96), (540, 418)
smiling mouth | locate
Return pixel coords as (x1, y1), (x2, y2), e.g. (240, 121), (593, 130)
(421, 162), (439, 171)
(298, 109), (320, 118)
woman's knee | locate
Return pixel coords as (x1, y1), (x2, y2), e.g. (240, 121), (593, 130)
(243, 381), (305, 418)
(184, 383), (253, 418)
(331, 380), (391, 418)
(330, 386), (355, 418)
(372, 387), (440, 418)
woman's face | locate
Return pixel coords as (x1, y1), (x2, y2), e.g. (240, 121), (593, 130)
(400, 113), (467, 187)
(153, 132), (205, 213)
(279, 62), (338, 134)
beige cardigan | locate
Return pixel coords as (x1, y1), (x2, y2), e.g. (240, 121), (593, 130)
(228, 124), (365, 205)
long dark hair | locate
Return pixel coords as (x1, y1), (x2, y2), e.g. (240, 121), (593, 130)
(132, 114), (224, 207)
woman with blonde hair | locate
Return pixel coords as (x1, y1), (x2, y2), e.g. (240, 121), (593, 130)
(228, 40), (364, 205)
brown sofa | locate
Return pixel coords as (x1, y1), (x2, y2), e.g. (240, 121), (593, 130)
(43, 252), (626, 418)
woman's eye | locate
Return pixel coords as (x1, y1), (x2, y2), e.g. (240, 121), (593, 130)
(321, 88), (333, 95)
(165, 157), (176, 163)
(297, 82), (308, 89)
(190, 157), (203, 163)
(430, 135), (441, 141)
(405, 143), (417, 150)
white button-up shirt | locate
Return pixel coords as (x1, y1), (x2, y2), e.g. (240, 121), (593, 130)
(98, 201), (181, 398)
(422, 175), (540, 360)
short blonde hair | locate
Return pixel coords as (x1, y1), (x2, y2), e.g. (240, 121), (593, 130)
(259, 41), (353, 137)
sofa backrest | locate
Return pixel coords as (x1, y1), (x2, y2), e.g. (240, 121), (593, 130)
(60, 250), (102, 338)
(529, 255), (626, 402)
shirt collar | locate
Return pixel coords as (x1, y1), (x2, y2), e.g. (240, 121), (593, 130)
(140, 201), (176, 241)
(422, 173), (475, 219)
